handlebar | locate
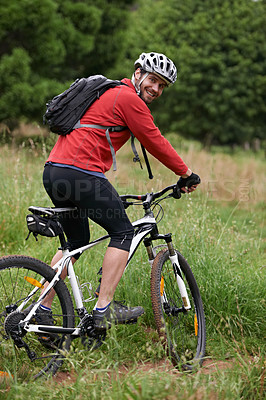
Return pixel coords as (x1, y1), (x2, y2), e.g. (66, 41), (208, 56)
(120, 172), (200, 209)
(120, 183), (181, 208)
(120, 172), (200, 208)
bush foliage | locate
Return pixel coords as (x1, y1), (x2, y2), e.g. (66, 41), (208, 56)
(111, 0), (266, 146)
(0, 0), (134, 122)
(0, 0), (265, 146)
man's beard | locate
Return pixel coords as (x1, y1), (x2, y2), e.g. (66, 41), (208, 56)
(139, 88), (151, 105)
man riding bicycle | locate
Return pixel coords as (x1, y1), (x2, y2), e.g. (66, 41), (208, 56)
(36, 52), (200, 332)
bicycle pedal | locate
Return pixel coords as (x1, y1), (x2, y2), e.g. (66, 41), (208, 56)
(38, 335), (58, 348)
(38, 335), (51, 342)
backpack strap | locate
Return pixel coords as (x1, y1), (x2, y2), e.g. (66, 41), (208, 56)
(73, 121), (126, 171)
(130, 134), (153, 180)
(130, 133), (142, 168)
(140, 144), (153, 180)
(72, 121), (153, 179)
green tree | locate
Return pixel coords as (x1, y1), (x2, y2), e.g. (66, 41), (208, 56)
(111, 0), (266, 146)
(0, 0), (134, 124)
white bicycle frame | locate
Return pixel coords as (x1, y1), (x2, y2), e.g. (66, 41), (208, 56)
(20, 212), (191, 336)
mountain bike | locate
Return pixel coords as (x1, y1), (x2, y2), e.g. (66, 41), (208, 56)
(0, 183), (206, 379)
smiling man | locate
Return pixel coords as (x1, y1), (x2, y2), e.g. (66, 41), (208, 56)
(39, 52), (201, 334)
(132, 52), (171, 103)
(136, 71), (166, 103)
(134, 70), (167, 103)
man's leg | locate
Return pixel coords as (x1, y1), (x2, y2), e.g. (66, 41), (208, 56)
(92, 247), (144, 330)
(96, 247), (129, 308)
(42, 246), (126, 309)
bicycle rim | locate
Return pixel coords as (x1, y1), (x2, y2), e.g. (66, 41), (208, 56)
(151, 249), (206, 370)
(0, 255), (75, 379)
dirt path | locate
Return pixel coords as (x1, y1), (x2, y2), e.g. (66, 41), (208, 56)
(54, 357), (236, 385)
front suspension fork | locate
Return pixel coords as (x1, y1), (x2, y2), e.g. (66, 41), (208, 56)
(144, 233), (191, 310)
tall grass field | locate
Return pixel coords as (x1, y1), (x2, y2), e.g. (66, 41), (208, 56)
(0, 134), (265, 399)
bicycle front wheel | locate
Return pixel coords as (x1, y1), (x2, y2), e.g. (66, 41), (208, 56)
(0, 255), (75, 379)
(151, 249), (206, 370)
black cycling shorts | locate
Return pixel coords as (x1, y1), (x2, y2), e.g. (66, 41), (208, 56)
(43, 164), (134, 258)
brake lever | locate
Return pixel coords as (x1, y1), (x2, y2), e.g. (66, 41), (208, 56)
(172, 186), (181, 199)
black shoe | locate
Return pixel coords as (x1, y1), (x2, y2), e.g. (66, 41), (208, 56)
(23, 303), (59, 346)
(93, 301), (144, 330)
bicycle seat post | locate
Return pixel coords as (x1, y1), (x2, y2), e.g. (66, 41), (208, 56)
(58, 232), (68, 251)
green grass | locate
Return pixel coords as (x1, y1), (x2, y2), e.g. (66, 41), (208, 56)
(0, 139), (265, 399)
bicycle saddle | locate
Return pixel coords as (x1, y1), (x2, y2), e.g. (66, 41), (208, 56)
(28, 206), (77, 216)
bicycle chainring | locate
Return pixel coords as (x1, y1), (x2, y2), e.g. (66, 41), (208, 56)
(80, 314), (106, 351)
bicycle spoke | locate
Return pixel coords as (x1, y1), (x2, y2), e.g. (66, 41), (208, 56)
(0, 255), (75, 379)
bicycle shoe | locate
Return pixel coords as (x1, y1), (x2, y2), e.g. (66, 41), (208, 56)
(93, 301), (144, 330)
(23, 303), (59, 347)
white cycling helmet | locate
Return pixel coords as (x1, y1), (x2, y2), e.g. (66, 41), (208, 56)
(134, 52), (177, 85)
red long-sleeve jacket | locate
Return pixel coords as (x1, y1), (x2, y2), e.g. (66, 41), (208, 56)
(47, 78), (188, 176)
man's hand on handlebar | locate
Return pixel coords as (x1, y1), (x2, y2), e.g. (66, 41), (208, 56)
(177, 172), (201, 194)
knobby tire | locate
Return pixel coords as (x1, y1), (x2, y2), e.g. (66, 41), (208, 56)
(150, 249), (206, 370)
(0, 255), (75, 379)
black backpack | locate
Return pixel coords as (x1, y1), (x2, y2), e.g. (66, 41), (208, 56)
(43, 74), (153, 178)
(43, 75), (125, 135)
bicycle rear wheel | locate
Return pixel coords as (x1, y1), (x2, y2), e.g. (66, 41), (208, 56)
(0, 255), (75, 379)
(151, 249), (206, 370)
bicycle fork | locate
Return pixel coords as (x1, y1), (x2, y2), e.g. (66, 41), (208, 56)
(144, 233), (191, 311)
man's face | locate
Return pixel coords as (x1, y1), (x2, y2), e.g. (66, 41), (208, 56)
(135, 69), (167, 104)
